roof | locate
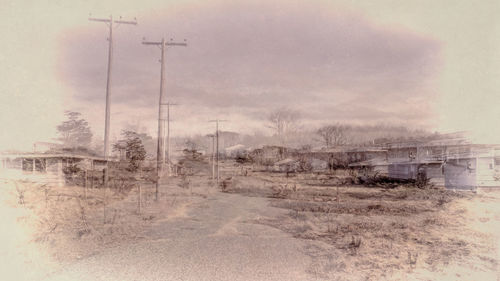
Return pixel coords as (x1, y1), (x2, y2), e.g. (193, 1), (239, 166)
(349, 158), (389, 167)
(274, 158), (298, 166)
(349, 157), (443, 167)
(225, 144), (246, 152)
(312, 147), (388, 153)
(0, 153), (110, 162)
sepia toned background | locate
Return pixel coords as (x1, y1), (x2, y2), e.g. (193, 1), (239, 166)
(1, 0), (499, 149)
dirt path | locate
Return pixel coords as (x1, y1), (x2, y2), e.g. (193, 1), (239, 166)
(43, 192), (320, 281)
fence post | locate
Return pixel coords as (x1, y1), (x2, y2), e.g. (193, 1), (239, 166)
(138, 184), (141, 214)
(103, 169), (106, 224)
(84, 170), (88, 200)
(90, 161), (94, 189)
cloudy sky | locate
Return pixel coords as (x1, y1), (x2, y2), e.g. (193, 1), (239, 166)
(1, 0), (499, 151)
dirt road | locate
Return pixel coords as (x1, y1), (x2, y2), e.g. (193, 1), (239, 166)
(43, 192), (320, 281)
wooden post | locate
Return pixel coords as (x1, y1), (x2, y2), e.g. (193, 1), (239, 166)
(84, 170), (88, 200)
(103, 168), (106, 224)
(104, 166), (109, 187)
(32, 158), (36, 172)
(138, 184), (141, 214)
(90, 161), (94, 189)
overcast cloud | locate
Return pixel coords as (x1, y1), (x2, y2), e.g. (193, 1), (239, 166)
(56, 0), (440, 138)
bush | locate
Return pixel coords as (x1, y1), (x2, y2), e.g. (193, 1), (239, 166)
(359, 173), (412, 188)
(415, 171), (432, 189)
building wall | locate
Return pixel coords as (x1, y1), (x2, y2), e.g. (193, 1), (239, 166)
(387, 147), (417, 161)
(444, 158), (476, 190)
(388, 163), (417, 179)
(423, 164), (445, 186)
(417, 146), (446, 160)
(476, 157), (500, 187)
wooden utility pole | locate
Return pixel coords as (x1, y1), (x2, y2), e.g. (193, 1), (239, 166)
(206, 134), (215, 180)
(89, 15), (137, 187)
(142, 38), (187, 200)
(209, 119), (227, 185)
(89, 15), (137, 160)
(161, 102), (178, 175)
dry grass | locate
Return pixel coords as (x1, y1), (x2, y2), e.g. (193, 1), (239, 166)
(2, 176), (205, 265)
(222, 170), (498, 280)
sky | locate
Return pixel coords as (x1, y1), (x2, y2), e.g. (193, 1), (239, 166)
(1, 0), (499, 151)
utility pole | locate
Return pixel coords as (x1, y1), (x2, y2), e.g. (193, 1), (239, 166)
(206, 134), (215, 180)
(161, 102), (178, 175)
(142, 38), (187, 200)
(89, 15), (137, 189)
(89, 15), (137, 160)
(209, 119), (227, 186)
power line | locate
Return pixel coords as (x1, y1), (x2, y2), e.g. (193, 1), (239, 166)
(142, 38), (187, 201)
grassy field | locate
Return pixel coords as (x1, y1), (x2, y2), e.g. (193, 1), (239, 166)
(220, 165), (499, 280)
(0, 170), (211, 270)
(1, 158), (499, 280)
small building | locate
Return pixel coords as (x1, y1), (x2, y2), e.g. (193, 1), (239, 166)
(224, 144), (247, 158)
(442, 145), (500, 190)
(249, 145), (290, 166)
(310, 158), (328, 172)
(273, 158), (300, 173)
(349, 138), (500, 190)
(1, 152), (110, 186)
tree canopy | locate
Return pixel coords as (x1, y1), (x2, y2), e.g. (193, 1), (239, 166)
(57, 111), (93, 149)
(113, 130), (147, 172)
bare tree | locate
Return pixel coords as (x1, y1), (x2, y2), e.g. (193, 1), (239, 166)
(317, 124), (349, 148)
(267, 108), (301, 146)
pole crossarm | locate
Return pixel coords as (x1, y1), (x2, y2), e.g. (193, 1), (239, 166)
(89, 17), (137, 25)
(115, 20), (138, 25)
(88, 17), (111, 23)
(142, 41), (187, 47)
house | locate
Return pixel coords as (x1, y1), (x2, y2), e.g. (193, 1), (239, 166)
(348, 137), (500, 190)
(224, 144), (247, 158)
(310, 158), (328, 172)
(273, 158), (300, 173)
(1, 152), (110, 186)
(442, 144), (500, 190)
(249, 145), (290, 165)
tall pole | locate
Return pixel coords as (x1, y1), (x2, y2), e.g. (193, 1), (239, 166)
(206, 134), (215, 180)
(216, 121), (219, 183)
(142, 38), (187, 200)
(89, 15), (137, 160)
(212, 135), (215, 180)
(164, 102), (178, 175)
(209, 119), (227, 186)
(89, 15), (137, 189)
(104, 17), (113, 160)
(158, 38), (165, 177)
